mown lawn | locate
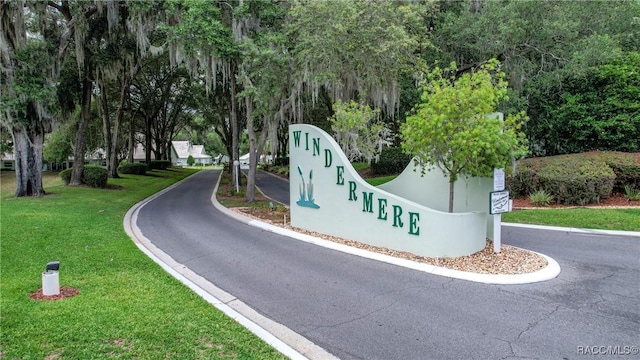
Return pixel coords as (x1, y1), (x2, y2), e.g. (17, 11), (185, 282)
(502, 207), (640, 232)
(0, 169), (286, 359)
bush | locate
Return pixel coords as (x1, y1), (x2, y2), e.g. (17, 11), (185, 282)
(371, 147), (412, 175)
(59, 166), (108, 188)
(509, 154), (615, 205)
(528, 190), (554, 206)
(624, 185), (640, 201)
(118, 162), (148, 175)
(83, 165), (108, 188)
(509, 152), (640, 200)
(59, 168), (72, 185)
(149, 160), (172, 170)
(593, 152), (640, 192)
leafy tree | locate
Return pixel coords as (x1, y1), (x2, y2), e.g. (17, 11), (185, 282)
(187, 154), (195, 166)
(1, 3), (62, 197)
(288, 0), (431, 120)
(329, 101), (392, 163)
(401, 60), (528, 212)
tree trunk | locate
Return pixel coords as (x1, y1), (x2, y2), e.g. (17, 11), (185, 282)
(448, 177), (455, 213)
(99, 81), (113, 174)
(245, 97), (268, 203)
(105, 75), (130, 178)
(11, 123), (45, 197)
(230, 61), (240, 185)
(69, 77), (93, 186)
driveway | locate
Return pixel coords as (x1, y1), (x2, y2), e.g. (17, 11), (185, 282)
(135, 170), (639, 360)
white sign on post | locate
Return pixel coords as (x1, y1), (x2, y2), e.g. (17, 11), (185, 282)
(493, 168), (505, 191)
(490, 190), (510, 214)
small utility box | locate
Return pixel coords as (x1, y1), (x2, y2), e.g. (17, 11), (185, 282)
(42, 261), (60, 296)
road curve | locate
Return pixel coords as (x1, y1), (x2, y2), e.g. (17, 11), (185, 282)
(135, 170), (640, 360)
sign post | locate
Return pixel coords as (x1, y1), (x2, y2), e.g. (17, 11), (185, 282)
(233, 160), (240, 193)
(492, 168), (507, 253)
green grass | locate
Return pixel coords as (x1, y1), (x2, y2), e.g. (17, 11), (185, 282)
(502, 208), (640, 231)
(0, 169), (286, 359)
(351, 162), (369, 171)
(365, 175), (397, 186)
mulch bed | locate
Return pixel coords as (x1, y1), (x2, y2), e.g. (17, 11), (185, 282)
(29, 286), (80, 301)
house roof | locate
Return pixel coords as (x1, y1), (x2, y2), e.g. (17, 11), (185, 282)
(172, 141), (211, 159)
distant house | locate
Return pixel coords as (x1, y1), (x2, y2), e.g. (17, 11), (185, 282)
(170, 141), (212, 166)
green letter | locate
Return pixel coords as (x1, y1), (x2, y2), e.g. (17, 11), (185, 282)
(325, 149), (333, 167)
(336, 166), (344, 185)
(305, 132), (309, 150)
(378, 198), (387, 220)
(292, 130), (301, 148)
(392, 205), (404, 228)
(313, 138), (320, 156)
(362, 192), (373, 213)
(408, 212), (420, 235)
(348, 181), (358, 201)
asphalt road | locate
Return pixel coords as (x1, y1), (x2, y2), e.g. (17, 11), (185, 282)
(136, 170), (639, 360)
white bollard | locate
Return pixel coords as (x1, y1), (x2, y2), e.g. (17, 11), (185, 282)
(42, 270), (60, 296)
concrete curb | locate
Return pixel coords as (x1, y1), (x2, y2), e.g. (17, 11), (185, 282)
(124, 173), (336, 360)
(503, 222), (640, 238)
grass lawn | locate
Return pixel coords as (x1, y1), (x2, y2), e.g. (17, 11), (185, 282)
(0, 169), (286, 359)
(502, 208), (640, 232)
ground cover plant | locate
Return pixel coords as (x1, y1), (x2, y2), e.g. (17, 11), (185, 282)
(0, 169), (286, 359)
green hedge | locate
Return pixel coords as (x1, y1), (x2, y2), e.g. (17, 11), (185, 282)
(149, 160), (172, 170)
(59, 165), (108, 188)
(371, 147), (412, 175)
(506, 152), (635, 205)
(118, 162), (148, 175)
(537, 157), (615, 205)
(593, 152), (640, 191)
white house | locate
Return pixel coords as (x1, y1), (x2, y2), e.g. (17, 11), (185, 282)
(171, 141), (213, 166)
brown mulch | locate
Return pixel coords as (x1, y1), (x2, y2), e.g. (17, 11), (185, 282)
(512, 193), (640, 209)
(29, 286), (79, 301)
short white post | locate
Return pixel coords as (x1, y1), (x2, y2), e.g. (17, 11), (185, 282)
(233, 160), (240, 193)
(42, 270), (60, 296)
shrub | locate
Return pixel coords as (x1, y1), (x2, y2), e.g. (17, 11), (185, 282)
(187, 155), (195, 166)
(624, 185), (640, 201)
(371, 147), (412, 175)
(59, 166), (108, 188)
(594, 152), (640, 192)
(536, 155), (615, 205)
(83, 165), (108, 188)
(59, 168), (72, 185)
(528, 190), (553, 206)
(150, 160), (172, 170)
(118, 162), (148, 175)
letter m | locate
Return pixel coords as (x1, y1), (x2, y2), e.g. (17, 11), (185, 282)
(362, 192), (374, 213)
